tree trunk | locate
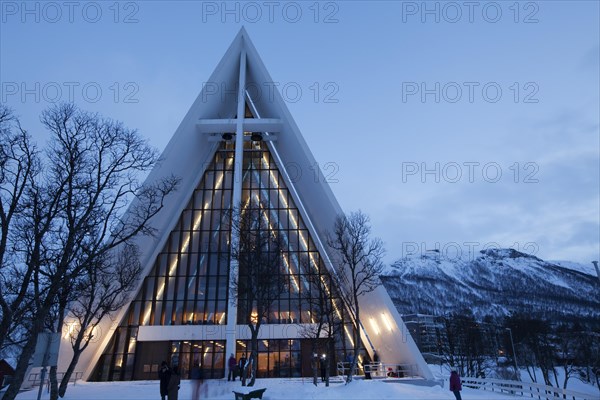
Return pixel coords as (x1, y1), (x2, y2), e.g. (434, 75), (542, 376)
(552, 368), (559, 388)
(246, 324), (259, 387)
(0, 305), (13, 352)
(312, 354), (318, 386)
(248, 350), (257, 387)
(49, 365), (59, 400)
(325, 349), (331, 387)
(49, 299), (67, 400)
(58, 345), (84, 397)
(542, 370), (550, 386)
(2, 329), (41, 400)
(562, 362), (571, 391)
(346, 301), (360, 384)
(3, 286), (59, 400)
(241, 361), (247, 387)
(526, 364), (537, 383)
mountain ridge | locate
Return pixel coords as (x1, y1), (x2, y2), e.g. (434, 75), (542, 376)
(380, 248), (600, 323)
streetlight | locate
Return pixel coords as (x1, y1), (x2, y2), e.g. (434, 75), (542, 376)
(505, 328), (520, 381)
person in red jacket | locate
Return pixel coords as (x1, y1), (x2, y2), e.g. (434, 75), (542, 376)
(450, 370), (462, 400)
(228, 354), (237, 381)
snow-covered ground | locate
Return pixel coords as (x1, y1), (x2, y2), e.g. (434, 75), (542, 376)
(430, 364), (600, 399)
(9, 367), (599, 399)
(517, 368), (599, 397)
(12, 378), (514, 400)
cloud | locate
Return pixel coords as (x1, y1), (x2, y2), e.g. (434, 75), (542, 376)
(376, 104), (599, 265)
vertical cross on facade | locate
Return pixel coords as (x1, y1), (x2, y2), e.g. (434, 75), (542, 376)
(195, 47), (282, 360)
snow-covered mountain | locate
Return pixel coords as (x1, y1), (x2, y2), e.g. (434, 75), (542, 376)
(380, 248), (600, 322)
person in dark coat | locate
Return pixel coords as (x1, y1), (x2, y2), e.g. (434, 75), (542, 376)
(158, 361), (171, 400)
(227, 353), (237, 381)
(168, 366), (181, 400)
(320, 355), (327, 382)
(450, 370), (462, 400)
(238, 353), (247, 386)
(310, 354), (318, 386)
(191, 361), (203, 400)
(345, 352), (354, 375)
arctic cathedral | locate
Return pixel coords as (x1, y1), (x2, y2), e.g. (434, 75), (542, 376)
(55, 28), (433, 382)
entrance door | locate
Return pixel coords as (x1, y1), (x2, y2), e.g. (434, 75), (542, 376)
(300, 340), (314, 377)
(133, 341), (169, 380)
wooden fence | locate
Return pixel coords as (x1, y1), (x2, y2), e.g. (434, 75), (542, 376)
(462, 376), (597, 400)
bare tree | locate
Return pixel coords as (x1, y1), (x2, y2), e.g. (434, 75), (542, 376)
(327, 210), (385, 383)
(506, 315), (556, 386)
(578, 331), (600, 389)
(229, 204), (288, 387)
(555, 331), (580, 391)
(2, 103), (178, 400)
(53, 243), (142, 399)
(437, 314), (467, 377)
(0, 105), (40, 354)
(588, 333), (600, 389)
(45, 279), (77, 400)
(300, 267), (344, 387)
(437, 313), (496, 378)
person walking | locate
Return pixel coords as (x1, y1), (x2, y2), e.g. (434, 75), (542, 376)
(158, 361), (171, 400)
(227, 354), (237, 381)
(450, 370), (462, 400)
(168, 366), (181, 400)
(191, 361), (203, 400)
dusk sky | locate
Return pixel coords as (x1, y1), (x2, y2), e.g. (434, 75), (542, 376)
(1, 1), (598, 265)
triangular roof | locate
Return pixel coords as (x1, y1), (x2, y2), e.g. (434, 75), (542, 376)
(60, 27), (433, 382)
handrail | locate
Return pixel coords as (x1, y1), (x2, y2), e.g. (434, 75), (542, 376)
(28, 371), (84, 386)
(336, 361), (354, 377)
(336, 362), (419, 379)
(462, 377), (596, 400)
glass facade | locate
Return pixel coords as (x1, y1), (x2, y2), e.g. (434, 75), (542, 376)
(127, 147), (234, 328)
(92, 134), (358, 381)
(170, 340), (225, 379)
(236, 339), (302, 378)
(237, 139), (331, 325)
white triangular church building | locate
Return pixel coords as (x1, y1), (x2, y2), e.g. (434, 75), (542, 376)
(56, 28), (433, 382)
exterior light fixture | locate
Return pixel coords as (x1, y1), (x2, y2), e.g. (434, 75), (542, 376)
(251, 132), (263, 141)
(369, 317), (381, 335)
(222, 132), (233, 141)
(381, 313), (393, 332)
